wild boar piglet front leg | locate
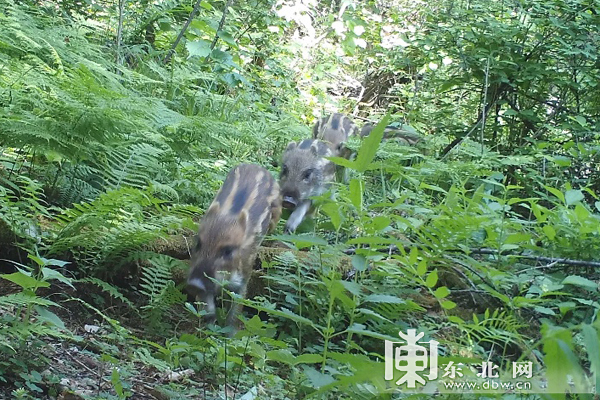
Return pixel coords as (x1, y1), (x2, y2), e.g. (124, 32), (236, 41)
(284, 200), (312, 234)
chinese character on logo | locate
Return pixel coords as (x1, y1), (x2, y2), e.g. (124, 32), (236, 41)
(476, 361), (499, 378)
(384, 329), (439, 388)
(442, 361), (464, 379)
(512, 361), (533, 379)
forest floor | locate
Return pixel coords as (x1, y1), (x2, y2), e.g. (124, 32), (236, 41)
(0, 278), (209, 399)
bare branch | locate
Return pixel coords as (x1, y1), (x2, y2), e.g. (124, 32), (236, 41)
(163, 0), (204, 65)
(116, 0), (125, 69)
(205, 0), (235, 62)
(343, 245), (600, 268)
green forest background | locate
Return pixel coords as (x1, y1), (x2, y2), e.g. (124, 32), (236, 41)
(0, 0), (599, 398)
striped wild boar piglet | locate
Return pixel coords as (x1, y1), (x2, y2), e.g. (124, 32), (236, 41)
(279, 139), (336, 233)
(312, 113), (359, 158)
(187, 163), (281, 330)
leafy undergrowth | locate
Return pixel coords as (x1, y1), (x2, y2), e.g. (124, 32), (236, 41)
(1, 1), (600, 398)
(0, 267), (290, 400)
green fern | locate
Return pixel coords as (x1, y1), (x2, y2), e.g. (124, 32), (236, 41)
(139, 255), (182, 303)
(77, 277), (135, 308)
(48, 187), (186, 277)
(0, 176), (46, 249)
(461, 309), (527, 352)
(101, 142), (166, 191)
(138, 254), (187, 332)
(132, 347), (171, 373)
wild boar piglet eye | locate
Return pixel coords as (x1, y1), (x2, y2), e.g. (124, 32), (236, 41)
(302, 169), (314, 181)
(220, 245), (235, 259)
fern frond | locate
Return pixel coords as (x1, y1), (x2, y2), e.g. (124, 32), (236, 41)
(0, 293), (57, 310)
(49, 187), (186, 276)
(132, 347), (171, 372)
(462, 309), (527, 350)
(77, 277), (135, 308)
(139, 254), (187, 303)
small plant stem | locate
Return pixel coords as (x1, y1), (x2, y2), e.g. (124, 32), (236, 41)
(233, 335), (251, 399)
(345, 271), (360, 352)
(321, 292), (335, 370)
(297, 261), (303, 352)
(224, 338), (228, 400)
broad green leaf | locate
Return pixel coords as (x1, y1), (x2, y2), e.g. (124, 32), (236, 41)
(34, 306), (67, 330)
(504, 233), (531, 244)
(328, 280), (355, 309)
(544, 186), (565, 204)
(303, 366), (335, 388)
(185, 302), (201, 316)
(580, 324), (600, 391)
(41, 267), (75, 289)
(409, 246), (419, 265)
(349, 178), (363, 210)
(278, 307), (316, 326)
(365, 215), (390, 232)
(425, 270), (438, 288)
(356, 308), (392, 323)
(190, 19), (215, 33)
(341, 281), (361, 296)
(565, 189), (584, 206)
(353, 114), (390, 172)
(438, 80), (458, 93)
(530, 202), (547, 222)
(419, 183), (448, 194)
(199, 1), (213, 10)
(1, 272), (49, 289)
(29, 254), (69, 268)
(351, 254), (367, 272)
(562, 275), (598, 291)
(440, 300), (456, 310)
(239, 387), (257, 400)
(533, 306), (555, 315)
(217, 30), (237, 48)
(543, 325), (588, 393)
(542, 225), (556, 240)
(294, 354), (323, 365)
(320, 202), (343, 230)
(434, 286), (450, 298)
(186, 40), (211, 58)
(241, 299), (318, 328)
(363, 294), (405, 304)
(574, 203), (591, 222)
(448, 316), (464, 324)
(111, 369), (124, 396)
(267, 349), (296, 365)
(550, 155), (571, 167)
(326, 156), (356, 169)
(557, 301), (576, 316)
(346, 323), (406, 342)
(416, 259), (427, 276)
(573, 115), (587, 126)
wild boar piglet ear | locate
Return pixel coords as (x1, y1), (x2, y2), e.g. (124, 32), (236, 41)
(285, 141), (297, 152)
(206, 201), (220, 216)
(237, 209), (248, 231)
